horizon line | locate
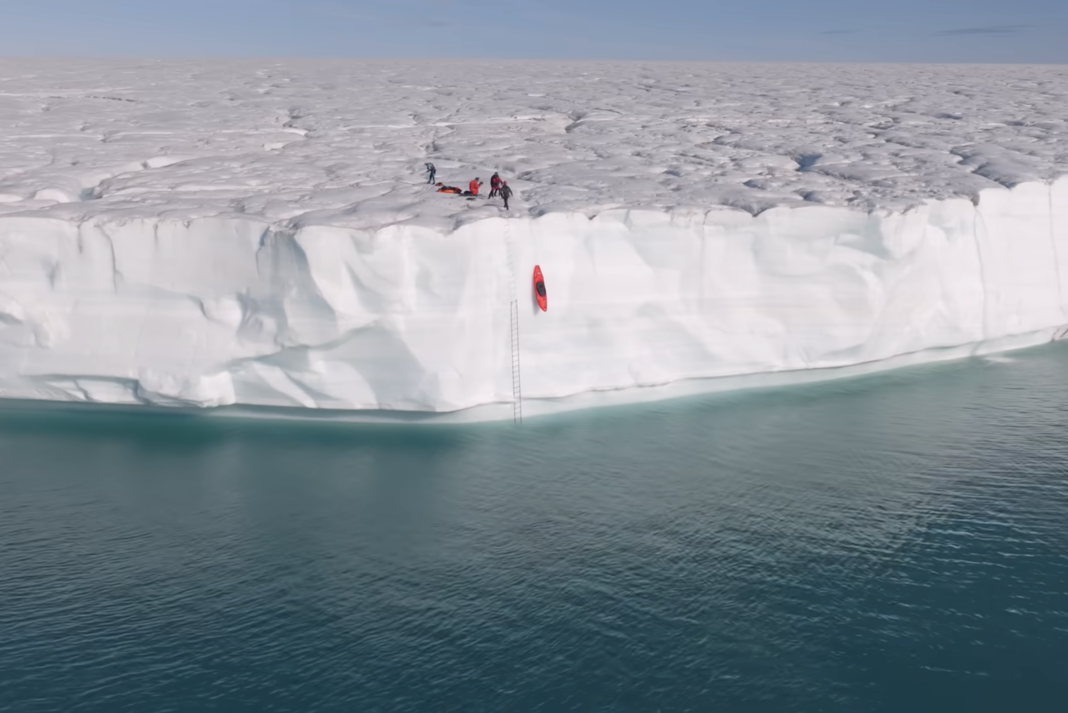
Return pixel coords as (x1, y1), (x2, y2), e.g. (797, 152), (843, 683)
(0, 55), (1066, 67)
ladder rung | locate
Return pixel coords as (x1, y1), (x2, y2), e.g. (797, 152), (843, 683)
(505, 219), (523, 424)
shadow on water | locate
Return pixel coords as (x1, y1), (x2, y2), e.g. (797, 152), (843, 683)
(0, 399), (476, 449)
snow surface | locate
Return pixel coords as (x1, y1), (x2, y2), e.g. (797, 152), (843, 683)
(1, 59), (1068, 420)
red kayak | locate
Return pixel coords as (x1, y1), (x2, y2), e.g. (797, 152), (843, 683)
(532, 265), (547, 312)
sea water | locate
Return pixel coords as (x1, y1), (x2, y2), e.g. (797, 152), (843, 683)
(2, 345), (1068, 712)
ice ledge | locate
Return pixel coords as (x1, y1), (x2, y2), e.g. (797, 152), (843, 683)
(2, 327), (1067, 425)
(2, 177), (1068, 420)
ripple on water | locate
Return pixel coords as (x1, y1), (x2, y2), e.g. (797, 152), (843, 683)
(1, 344), (1068, 712)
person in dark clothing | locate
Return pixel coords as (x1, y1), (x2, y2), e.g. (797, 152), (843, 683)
(500, 181), (513, 210)
(489, 172), (501, 198)
(425, 162), (436, 184)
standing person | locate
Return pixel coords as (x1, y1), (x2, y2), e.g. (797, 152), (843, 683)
(500, 181), (513, 211)
(425, 162), (436, 184)
(468, 177), (482, 196)
(489, 172), (501, 198)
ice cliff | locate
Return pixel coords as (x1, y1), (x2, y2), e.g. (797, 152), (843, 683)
(1, 60), (1067, 420)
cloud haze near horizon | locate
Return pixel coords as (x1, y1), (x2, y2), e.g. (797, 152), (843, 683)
(2, 0), (1066, 63)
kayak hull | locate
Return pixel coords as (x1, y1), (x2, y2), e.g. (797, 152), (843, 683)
(533, 265), (547, 312)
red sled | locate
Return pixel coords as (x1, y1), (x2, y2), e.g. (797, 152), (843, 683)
(532, 265), (547, 312)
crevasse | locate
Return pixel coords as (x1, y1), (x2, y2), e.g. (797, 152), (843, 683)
(2, 178), (1068, 421)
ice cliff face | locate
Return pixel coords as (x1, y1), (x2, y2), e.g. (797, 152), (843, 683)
(1, 60), (1067, 419)
(3, 179), (1068, 419)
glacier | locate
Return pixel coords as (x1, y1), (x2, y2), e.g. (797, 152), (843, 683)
(1, 59), (1067, 421)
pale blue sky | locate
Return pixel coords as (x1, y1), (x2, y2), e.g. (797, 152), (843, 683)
(3, 0), (1067, 63)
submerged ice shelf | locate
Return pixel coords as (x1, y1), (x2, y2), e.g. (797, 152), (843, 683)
(1, 60), (1067, 420)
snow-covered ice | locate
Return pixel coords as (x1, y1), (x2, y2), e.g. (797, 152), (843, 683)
(1, 59), (1067, 420)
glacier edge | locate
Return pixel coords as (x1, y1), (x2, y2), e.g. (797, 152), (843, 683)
(2, 177), (1068, 421)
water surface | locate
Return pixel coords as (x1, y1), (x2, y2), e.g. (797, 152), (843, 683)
(2, 347), (1068, 712)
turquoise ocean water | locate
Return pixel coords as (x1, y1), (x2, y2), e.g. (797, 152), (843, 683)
(2, 345), (1068, 712)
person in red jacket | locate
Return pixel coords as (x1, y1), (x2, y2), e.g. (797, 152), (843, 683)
(468, 177), (482, 196)
(489, 172), (501, 198)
